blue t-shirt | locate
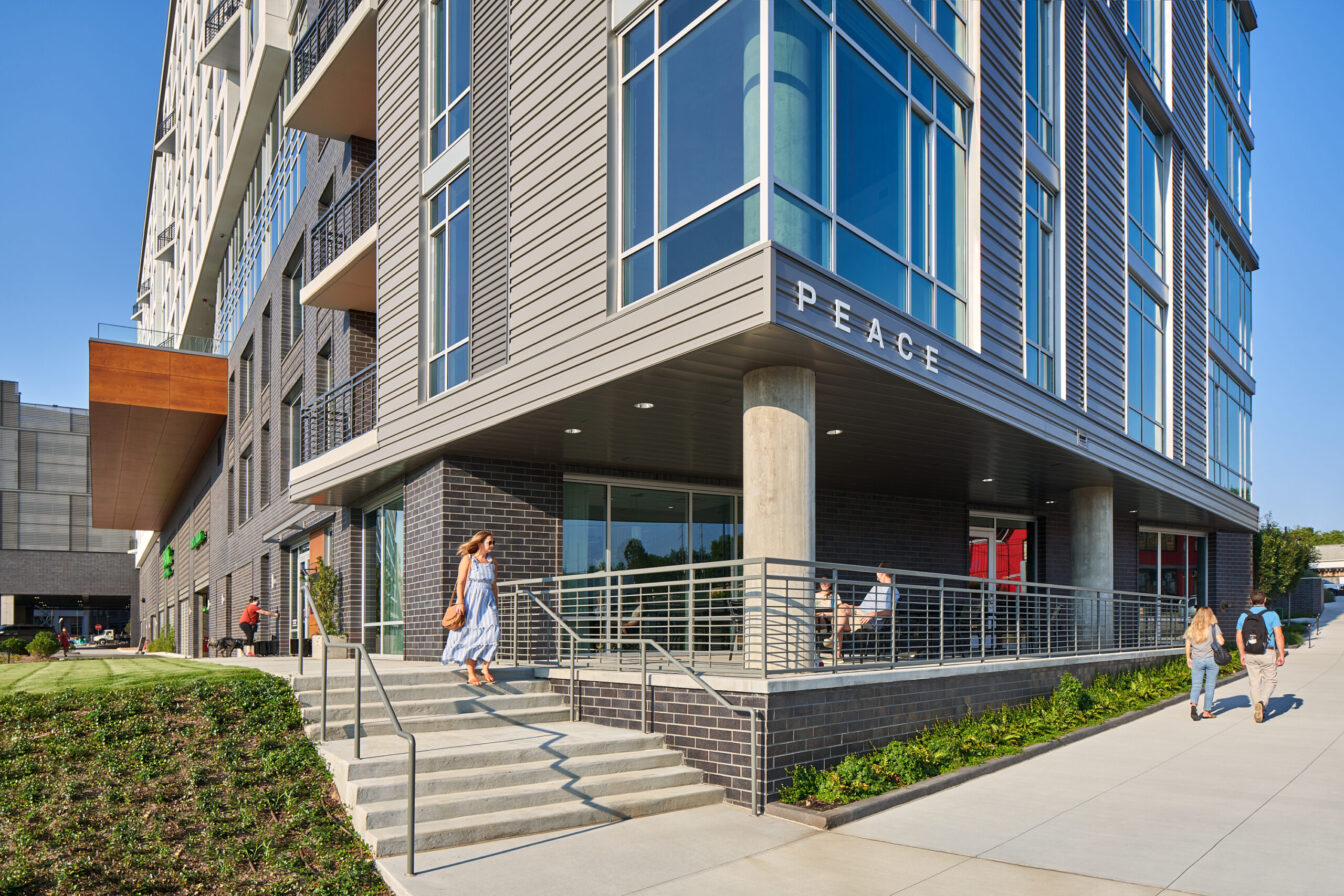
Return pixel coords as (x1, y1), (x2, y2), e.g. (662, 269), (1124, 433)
(1236, 607), (1283, 650)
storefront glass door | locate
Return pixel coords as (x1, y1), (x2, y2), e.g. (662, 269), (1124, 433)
(364, 495), (405, 655)
(968, 516), (1035, 653)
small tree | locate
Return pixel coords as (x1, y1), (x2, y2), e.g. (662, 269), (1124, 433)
(147, 625), (177, 653)
(1, 637), (26, 663)
(302, 557), (346, 640)
(27, 631), (59, 659)
(1254, 517), (1320, 607)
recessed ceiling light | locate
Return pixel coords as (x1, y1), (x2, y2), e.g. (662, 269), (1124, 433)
(981, 478), (994, 483)
(564, 428), (581, 434)
(1129, 509), (1138, 514)
(634, 402), (654, 409)
(826, 429), (843, 435)
(1044, 500), (1056, 505)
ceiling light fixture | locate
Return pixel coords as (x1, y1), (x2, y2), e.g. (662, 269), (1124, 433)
(564, 428), (582, 434)
(634, 402), (654, 409)
(826, 429), (843, 435)
(1044, 500), (1056, 505)
(981, 478), (994, 483)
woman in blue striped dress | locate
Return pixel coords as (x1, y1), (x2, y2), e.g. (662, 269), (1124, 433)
(440, 530), (500, 684)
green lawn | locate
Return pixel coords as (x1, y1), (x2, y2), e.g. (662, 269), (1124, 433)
(0, 656), (257, 695)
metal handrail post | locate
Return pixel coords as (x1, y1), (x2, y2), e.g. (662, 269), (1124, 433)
(570, 634), (578, 722)
(980, 590), (987, 662)
(1016, 593), (1022, 660)
(641, 641), (649, 733)
(938, 580), (945, 665)
(321, 636), (329, 742)
(354, 651), (363, 760)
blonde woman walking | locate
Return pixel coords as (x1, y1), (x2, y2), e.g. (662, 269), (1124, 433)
(440, 530), (500, 685)
(1184, 607), (1226, 720)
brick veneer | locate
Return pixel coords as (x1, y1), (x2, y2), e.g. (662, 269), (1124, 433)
(817, 490), (967, 575)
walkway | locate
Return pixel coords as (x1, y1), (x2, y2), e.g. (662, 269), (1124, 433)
(377, 600), (1344, 896)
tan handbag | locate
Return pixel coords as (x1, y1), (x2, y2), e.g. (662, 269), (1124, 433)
(442, 603), (465, 630)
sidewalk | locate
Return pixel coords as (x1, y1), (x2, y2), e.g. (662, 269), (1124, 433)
(377, 600), (1344, 896)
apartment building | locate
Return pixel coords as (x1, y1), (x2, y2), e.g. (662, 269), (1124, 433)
(93, 0), (1258, 801)
(0, 381), (136, 637)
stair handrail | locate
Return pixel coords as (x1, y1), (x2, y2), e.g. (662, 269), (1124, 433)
(297, 595), (419, 876)
(518, 587), (763, 816)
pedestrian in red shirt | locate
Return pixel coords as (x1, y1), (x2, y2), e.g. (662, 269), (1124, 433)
(57, 628), (71, 659)
(237, 597), (277, 657)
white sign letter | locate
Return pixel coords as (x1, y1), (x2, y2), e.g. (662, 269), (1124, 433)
(896, 332), (914, 360)
(796, 281), (817, 311)
(924, 345), (940, 373)
(865, 317), (884, 345)
(833, 299), (851, 333)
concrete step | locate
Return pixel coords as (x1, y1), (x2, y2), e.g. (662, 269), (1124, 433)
(300, 691), (563, 723)
(294, 678), (552, 708)
(354, 765), (705, 829)
(365, 784), (725, 856)
(329, 725), (668, 783)
(308, 704), (572, 741)
(291, 665), (538, 692)
(346, 747), (687, 804)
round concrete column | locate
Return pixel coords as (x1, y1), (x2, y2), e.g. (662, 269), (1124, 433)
(743, 366), (815, 670)
(1070, 486), (1114, 650)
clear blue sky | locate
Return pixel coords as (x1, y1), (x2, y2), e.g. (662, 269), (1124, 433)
(0, 1), (1339, 529)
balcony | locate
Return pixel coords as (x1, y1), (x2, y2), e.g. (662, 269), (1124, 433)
(301, 161), (376, 311)
(154, 224), (175, 263)
(138, 278), (151, 298)
(284, 0), (376, 140)
(299, 364), (376, 463)
(130, 298), (146, 321)
(153, 111), (175, 155)
(200, 0), (243, 70)
(88, 325), (228, 531)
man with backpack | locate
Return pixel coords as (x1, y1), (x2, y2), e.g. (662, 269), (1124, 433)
(1236, 590), (1285, 723)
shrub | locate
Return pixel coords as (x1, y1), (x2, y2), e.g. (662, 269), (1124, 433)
(147, 625), (177, 653)
(302, 557), (346, 640)
(27, 631), (59, 659)
(1, 637), (26, 663)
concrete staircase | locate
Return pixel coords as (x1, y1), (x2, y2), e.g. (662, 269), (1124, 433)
(292, 665), (723, 856)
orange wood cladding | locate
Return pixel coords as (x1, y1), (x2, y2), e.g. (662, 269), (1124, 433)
(89, 341), (227, 415)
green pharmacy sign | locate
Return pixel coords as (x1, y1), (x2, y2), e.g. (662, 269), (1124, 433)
(190, 530), (208, 550)
(162, 546), (174, 579)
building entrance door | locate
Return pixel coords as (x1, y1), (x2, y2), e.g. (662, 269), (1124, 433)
(364, 495), (405, 656)
(968, 516), (1034, 653)
(292, 544), (310, 655)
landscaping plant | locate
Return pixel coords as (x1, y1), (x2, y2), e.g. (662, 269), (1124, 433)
(779, 654), (1243, 808)
(303, 557), (346, 640)
(0, 638), (25, 664)
(146, 624), (177, 653)
(0, 671), (389, 895)
(25, 631), (58, 660)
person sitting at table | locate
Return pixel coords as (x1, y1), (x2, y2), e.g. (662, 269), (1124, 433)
(825, 564), (898, 651)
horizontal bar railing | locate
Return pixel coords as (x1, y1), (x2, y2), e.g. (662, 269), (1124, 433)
(293, 0), (363, 91)
(155, 112), (174, 144)
(138, 278), (151, 297)
(156, 224), (175, 252)
(514, 587), (763, 816)
(297, 595), (417, 876)
(310, 159), (377, 276)
(205, 0), (242, 43)
(95, 322), (228, 356)
(298, 363), (376, 463)
(498, 559), (1193, 678)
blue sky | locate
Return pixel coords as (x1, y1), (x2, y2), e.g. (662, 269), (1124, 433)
(0, 1), (1339, 529)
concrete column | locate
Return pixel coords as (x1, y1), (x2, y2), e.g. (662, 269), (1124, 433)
(1, 595), (14, 625)
(1070, 486), (1114, 650)
(743, 367), (815, 670)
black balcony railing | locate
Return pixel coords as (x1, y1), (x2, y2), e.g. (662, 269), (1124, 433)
(155, 111), (174, 144)
(299, 363), (377, 463)
(156, 225), (175, 254)
(205, 0), (243, 43)
(309, 160), (376, 276)
(293, 0), (364, 92)
(138, 278), (151, 296)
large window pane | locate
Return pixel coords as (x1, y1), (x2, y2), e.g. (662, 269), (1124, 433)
(837, 226), (907, 312)
(660, 0), (760, 227)
(935, 129), (965, 290)
(623, 67), (655, 249)
(774, 0), (830, 204)
(612, 487), (689, 570)
(775, 187), (830, 267)
(837, 43), (905, 255)
(659, 189), (759, 287)
(837, 0), (906, 84)
(563, 482), (608, 575)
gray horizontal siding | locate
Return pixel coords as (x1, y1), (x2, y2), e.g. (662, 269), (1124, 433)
(1169, 0), (1205, 154)
(1183, 155), (1209, 470)
(1062, 0), (1086, 411)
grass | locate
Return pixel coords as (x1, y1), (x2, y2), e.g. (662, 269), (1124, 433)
(779, 653), (1244, 809)
(0, 657), (256, 696)
(0, 665), (390, 895)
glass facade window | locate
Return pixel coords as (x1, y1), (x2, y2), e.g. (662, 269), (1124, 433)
(909, 0), (966, 58)
(1209, 362), (1252, 499)
(1207, 0), (1250, 117)
(1138, 531), (1206, 606)
(364, 496), (405, 656)
(1025, 0), (1054, 155)
(620, 0), (762, 305)
(427, 171), (471, 396)
(429, 0), (471, 159)
(772, 0), (968, 341)
(1208, 220), (1252, 371)
(1127, 96), (1165, 274)
(1127, 277), (1165, 452)
(1126, 0), (1164, 88)
(1208, 88), (1251, 233)
(1025, 175), (1055, 392)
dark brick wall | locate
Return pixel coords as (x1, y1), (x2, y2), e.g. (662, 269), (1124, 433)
(1114, 512), (1139, 592)
(817, 490), (966, 575)
(1210, 529), (1253, 619)
(0, 549), (136, 598)
(402, 456), (562, 661)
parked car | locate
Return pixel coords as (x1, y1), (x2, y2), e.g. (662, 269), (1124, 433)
(0, 624), (57, 644)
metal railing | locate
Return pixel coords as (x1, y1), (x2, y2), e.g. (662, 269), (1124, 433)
(498, 558), (1192, 678)
(155, 112), (174, 144)
(95, 322), (229, 356)
(138, 278), (151, 297)
(156, 224), (175, 253)
(293, 0), (364, 91)
(309, 160), (377, 277)
(298, 594), (418, 875)
(205, 0), (242, 42)
(299, 363), (376, 463)
(516, 587), (764, 815)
